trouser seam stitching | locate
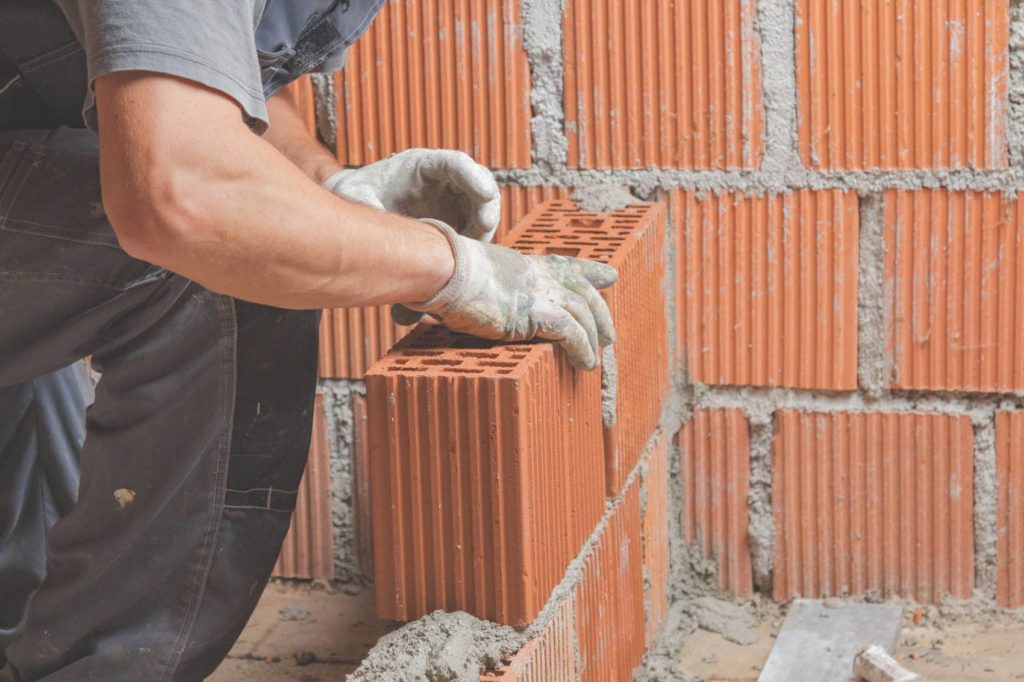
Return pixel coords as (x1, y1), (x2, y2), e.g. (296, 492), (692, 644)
(159, 296), (236, 682)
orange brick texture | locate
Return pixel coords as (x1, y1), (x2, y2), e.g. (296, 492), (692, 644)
(333, 0), (531, 168)
(503, 201), (669, 495)
(366, 325), (605, 626)
(642, 434), (671, 643)
(482, 477), (653, 680)
(772, 411), (975, 603)
(273, 394), (334, 580)
(563, 0), (763, 169)
(673, 190), (859, 390)
(996, 411), (1024, 609)
(795, 0), (1009, 169)
(677, 410), (754, 597)
(884, 190), (1024, 392)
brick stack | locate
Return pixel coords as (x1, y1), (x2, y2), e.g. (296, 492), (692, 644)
(366, 201), (668, 677)
(284, 0), (1024, 676)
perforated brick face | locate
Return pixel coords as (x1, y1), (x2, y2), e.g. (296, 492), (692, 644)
(366, 324), (605, 626)
(504, 201), (670, 497)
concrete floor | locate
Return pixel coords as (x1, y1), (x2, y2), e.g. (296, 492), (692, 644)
(208, 581), (389, 682)
(211, 581), (1024, 681)
(676, 610), (1024, 681)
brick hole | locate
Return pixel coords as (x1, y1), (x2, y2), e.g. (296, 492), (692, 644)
(460, 350), (502, 359)
(421, 358), (465, 367)
(545, 247), (582, 257)
(477, 360), (519, 368)
(447, 368), (486, 374)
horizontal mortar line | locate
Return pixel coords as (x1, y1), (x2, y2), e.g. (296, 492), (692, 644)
(492, 168), (1024, 193)
(689, 384), (1024, 418)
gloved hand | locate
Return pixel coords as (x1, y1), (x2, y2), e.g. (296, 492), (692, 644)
(324, 149), (502, 326)
(323, 148), (501, 241)
(409, 220), (617, 370)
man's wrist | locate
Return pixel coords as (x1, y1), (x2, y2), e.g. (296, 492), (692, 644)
(405, 219), (458, 307)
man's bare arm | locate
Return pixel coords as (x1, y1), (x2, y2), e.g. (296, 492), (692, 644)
(262, 91), (341, 184)
(96, 71), (453, 310)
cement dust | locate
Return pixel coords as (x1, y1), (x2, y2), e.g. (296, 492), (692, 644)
(348, 610), (524, 682)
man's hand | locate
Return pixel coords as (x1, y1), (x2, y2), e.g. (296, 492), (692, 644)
(409, 220), (617, 370)
(323, 149), (501, 242)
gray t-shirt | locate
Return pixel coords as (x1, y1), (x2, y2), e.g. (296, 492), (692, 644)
(55, 0), (271, 132)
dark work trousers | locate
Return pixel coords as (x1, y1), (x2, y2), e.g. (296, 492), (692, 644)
(0, 128), (322, 680)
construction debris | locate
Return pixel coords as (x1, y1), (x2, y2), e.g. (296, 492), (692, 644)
(853, 645), (921, 682)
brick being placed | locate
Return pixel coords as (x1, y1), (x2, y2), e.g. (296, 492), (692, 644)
(563, 0), (763, 169)
(772, 410), (975, 603)
(503, 200), (669, 497)
(672, 189), (859, 390)
(365, 324), (605, 626)
(795, 0), (1008, 169)
(884, 190), (1024, 393)
(677, 409), (754, 597)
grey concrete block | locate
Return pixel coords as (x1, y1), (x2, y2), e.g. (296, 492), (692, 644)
(758, 600), (903, 682)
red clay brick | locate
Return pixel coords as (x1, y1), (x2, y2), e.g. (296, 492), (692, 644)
(352, 393), (374, 579)
(273, 394), (334, 580)
(504, 201), (669, 496)
(796, 0), (1008, 170)
(885, 190), (1024, 392)
(575, 480), (646, 682)
(772, 411), (974, 603)
(642, 433), (671, 642)
(996, 411), (1024, 608)
(497, 185), (574, 242)
(319, 306), (413, 379)
(564, 0), (763, 169)
(672, 189), (859, 390)
(365, 325), (605, 626)
(677, 409), (754, 597)
(334, 0), (531, 168)
(479, 597), (577, 682)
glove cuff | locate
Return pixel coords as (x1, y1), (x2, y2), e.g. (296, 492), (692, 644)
(408, 219), (471, 313)
(322, 169), (356, 193)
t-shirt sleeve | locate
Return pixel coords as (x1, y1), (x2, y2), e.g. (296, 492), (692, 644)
(55, 0), (269, 132)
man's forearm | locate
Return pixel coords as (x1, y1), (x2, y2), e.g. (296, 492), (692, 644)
(263, 91), (342, 184)
(97, 73), (453, 311)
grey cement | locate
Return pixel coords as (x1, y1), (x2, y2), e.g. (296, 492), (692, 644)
(756, 0), (801, 174)
(520, 0), (568, 171)
(973, 410), (999, 597)
(757, 600), (902, 682)
(857, 193), (888, 399)
(1009, 1), (1024, 169)
(600, 345), (618, 428)
(347, 610), (525, 682)
(744, 403), (776, 594)
(320, 379), (368, 584)
(310, 73), (337, 149)
(685, 596), (759, 646)
(570, 184), (639, 213)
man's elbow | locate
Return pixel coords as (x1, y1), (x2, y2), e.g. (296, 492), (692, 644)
(103, 166), (205, 266)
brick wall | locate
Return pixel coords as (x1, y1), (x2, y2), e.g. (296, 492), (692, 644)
(276, 0), (1024, 677)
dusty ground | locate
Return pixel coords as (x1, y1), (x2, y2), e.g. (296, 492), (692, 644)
(212, 582), (1024, 681)
(675, 608), (1024, 681)
(209, 580), (389, 682)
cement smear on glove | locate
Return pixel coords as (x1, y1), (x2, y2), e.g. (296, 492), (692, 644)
(571, 184), (639, 212)
(348, 611), (525, 682)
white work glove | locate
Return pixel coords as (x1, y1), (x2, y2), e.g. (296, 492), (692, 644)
(409, 220), (618, 370)
(323, 148), (501, 241)
(324, 148), (502, 325)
